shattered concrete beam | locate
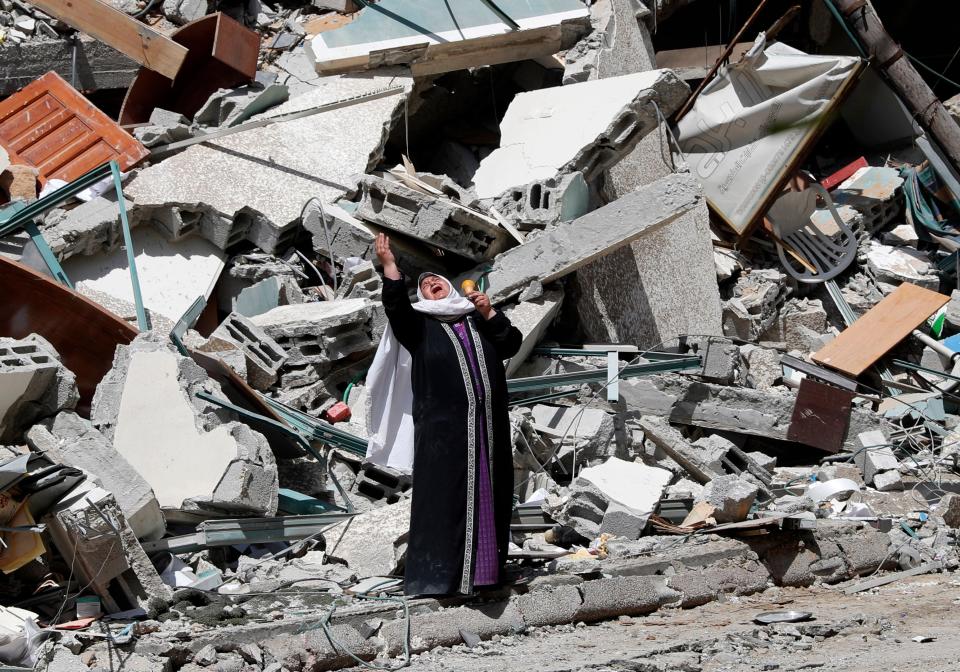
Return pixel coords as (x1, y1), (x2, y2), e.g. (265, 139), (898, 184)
(473, 69), (690, 200)
(483, 173), (702, 304)
(620, 374), (885, 452)
(354, 175), (511, 261)
(0, 38), (138, 96)
(636, 416), (723, 484)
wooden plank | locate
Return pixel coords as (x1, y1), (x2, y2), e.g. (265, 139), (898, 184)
(842, 561), (941, 594)
(812, 283), (949, 376)
(786, 378), (855, 454)
(26, 0), (188, 80)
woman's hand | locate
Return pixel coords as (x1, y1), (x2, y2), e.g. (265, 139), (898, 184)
(375, 233), (401, 280)
(467, 291), (496, 320)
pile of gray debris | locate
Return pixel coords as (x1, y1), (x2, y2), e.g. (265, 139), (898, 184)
(4, 0), (960, 670)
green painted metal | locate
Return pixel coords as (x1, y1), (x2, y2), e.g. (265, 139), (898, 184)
(260, 395), (369, 457)
(111, 161), (148, 331)
(279, 488), (343, 514)
(892, 358), (960, 384)
(170, 295), (207, 355)
(196, 390), (355, 513)
(0, 197), (72, 288)
(506, 356), (702, 393)
(0, 163), (113, 238)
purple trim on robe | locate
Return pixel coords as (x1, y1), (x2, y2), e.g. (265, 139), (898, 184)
(452, 319), (500, 587)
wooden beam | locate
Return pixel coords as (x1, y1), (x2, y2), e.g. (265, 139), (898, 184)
(27, 0), (188, 80)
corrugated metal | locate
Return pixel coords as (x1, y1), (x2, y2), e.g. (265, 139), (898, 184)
(0, 71), (147, 185)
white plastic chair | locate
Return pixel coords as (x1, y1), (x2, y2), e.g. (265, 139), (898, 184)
(765, 183), (857, 284)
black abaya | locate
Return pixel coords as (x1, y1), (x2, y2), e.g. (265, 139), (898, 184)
(381, 277), (522, 596)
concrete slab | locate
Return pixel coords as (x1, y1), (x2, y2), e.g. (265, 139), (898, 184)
(92, 335), (278, 517)
(0, 336), (78, 443)
(324, 498), (411, 578)
(473, 69), (689, 199)
(503, 289), (563, 376)
(578, 457), (671, 514)
(482, 172), (702, 304)
(125, 71), (411, 254)
(62, 226), (225, 324)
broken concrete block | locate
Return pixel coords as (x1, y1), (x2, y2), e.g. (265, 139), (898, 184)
(883, 223), (919, 247)
(872, 469), (903, 492)
(698, 475), (758, 523)
(336, 260), (382, 301)
(483, 172), (702, 304)
(473, 69), (689, 199)
(636, 416), (723, 484)
(40, 196), (132, 261)
(545, 478), (609, 539)
(43, 483), (172, 614)
(831, 166), (905, 235)
(0, 336), (79, 443)
(324, 498), (411, 577)
(162, 0), (210, 24)
(600, 501), (649, 540)
(194, 82), (290, 129)
(854, 431), (900, 485)
(125, 72), (411, 254)
(944, 289), (960, 332)
(1, 164), (38, 202)
(211, 312), (289, 391)
(502, 289), (563, 376)
(26, 412), (165, 541)
(91, 333), (278, 518)
(865, 241), (938, 290)
(531, 404), (615, 464)
(722, 269), (787, 341)
(624, 375), (885, 453)
(250, 299), (375, 371)
(354, 175), (510, 261)
(690, 435), (735, 474)
(490, 172), (590, 231)
(579, 457), (672, 513)
(762, 299), (829, 353)
(743, 346), (782, 390)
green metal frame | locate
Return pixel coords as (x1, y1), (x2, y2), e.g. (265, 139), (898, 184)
(170, 295), (208, 355)
(506, 355), (702, 394)
(0, 161), (148, 329)
(260, 395), (369, 457)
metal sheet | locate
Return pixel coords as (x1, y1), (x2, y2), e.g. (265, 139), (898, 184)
(786, 378), (855, 454)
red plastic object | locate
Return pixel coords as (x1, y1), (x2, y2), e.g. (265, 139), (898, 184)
(821, 156), (868, 191)
(325, 401), (352, 424)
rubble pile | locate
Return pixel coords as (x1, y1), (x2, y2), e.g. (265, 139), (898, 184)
(4, 0), (960, 670)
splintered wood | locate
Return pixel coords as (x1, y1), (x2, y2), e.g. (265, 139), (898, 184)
(812, 283), (949, 377)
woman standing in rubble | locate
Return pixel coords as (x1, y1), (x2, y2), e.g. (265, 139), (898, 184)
(366, 233), (522, 596)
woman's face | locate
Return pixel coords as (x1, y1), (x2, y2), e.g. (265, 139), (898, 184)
(420, 275), (450, 300)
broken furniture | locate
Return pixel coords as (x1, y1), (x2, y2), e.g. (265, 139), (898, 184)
(24, 0), (188, 80)
(0, 72), (148, 186)
(119, 13), (260, 125)
(766, 180), (857, 283)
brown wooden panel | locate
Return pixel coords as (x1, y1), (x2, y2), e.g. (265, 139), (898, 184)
(212, 12), (259, 78)
(812, 283), (949, 376)
(786, 378), (854, 454)
(119, 13), (259, 125)
(0, 72), (148, 185)
(0, 257), (137, 414)
(0, 96), (60, 145)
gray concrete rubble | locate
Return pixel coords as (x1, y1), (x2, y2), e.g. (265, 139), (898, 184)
(91, 333), (278, 518)
(125, 71), (412, 254)
(697, 475), (758, 523)
(474, 69), (689, 200)
(40, 196), (132, 262)
(490, 172), (590, 231)
(503, 288), (564, 376)
(483, 172), (703, 304)
(324, 498), (411, 577)
(625, 375), (885, 453)
(250, 299), (376, 371)
(353, 174), (511, 261)
(26, 411), (165, 541)
(722, 269), (788, 341)
(210, 312), (289, 391)
(0, 335), (79, 443)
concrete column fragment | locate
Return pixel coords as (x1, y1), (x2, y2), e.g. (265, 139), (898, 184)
(91, 333), (278, 519)
(473, 69), (689, 199)
(354, 175), (511, 261)
(26, 412), (165, 541)
(483, 172), (702, 304)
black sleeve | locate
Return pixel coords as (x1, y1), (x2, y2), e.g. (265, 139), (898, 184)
(382, 276), (424, 352)
(474, 311), (523, 360)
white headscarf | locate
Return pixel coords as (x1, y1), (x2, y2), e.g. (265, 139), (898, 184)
(365, 274), (474, 474)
